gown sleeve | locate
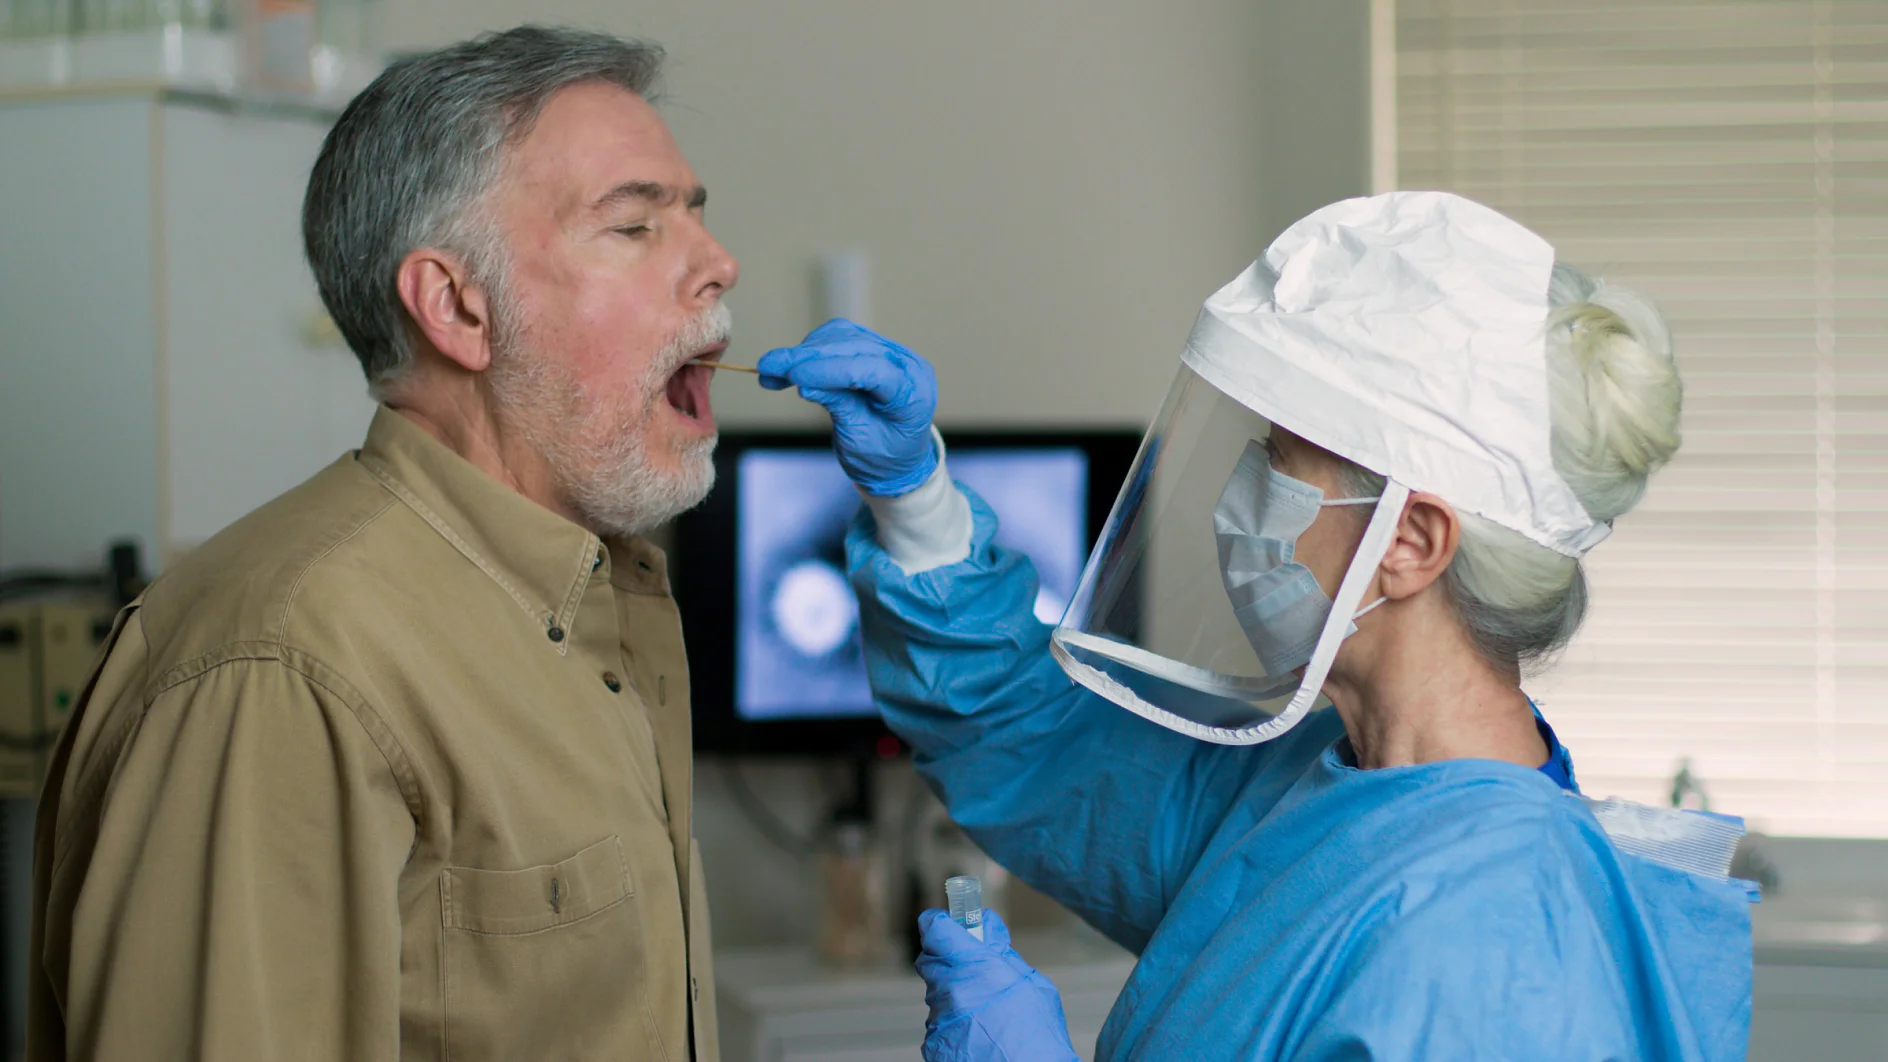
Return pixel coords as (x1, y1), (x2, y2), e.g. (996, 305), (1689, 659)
(847, 487), (1323, 952)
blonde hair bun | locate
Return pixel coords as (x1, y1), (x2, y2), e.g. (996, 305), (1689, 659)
(1545, 265), (1684, 524)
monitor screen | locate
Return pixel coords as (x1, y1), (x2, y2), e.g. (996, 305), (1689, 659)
(734, 448), (1087, 722)
(674, 428), (1140, 757)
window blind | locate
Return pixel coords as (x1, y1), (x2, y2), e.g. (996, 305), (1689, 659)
(1396, 0), (1888, 837)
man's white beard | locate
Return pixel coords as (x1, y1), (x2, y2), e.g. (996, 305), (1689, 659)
(489, 302), (730, 539)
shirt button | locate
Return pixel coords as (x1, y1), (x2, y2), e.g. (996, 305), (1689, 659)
(593, 548), (605, 572)
(547, 626), (566, 643)
(603, 672), (622, 693)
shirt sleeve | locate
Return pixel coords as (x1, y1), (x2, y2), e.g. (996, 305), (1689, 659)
(860, 428), (974, 574)
(46, 651), (414, 1062)
(847, 489), (1311, 953)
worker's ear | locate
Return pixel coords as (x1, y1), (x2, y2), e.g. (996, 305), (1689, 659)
(395, 246), (494, 373)
(1377, 492), (1459, 600)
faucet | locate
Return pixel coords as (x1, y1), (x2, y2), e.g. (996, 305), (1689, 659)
(1669, 758), (1711, 812)
(1732, 832), (1782, 895)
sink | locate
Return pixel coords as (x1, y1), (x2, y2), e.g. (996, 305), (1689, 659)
(1752, 895), (1888, 965)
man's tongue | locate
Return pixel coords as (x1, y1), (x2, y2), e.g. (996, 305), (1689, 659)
(665, 362), (707, 421)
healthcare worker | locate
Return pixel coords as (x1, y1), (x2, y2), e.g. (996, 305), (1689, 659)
(759, 192), (1754, 1061)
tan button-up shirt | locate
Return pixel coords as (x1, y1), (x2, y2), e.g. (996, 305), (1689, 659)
(28, 407), (717, 1061)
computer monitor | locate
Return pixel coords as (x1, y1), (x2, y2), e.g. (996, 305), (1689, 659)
(674, 429), (1141, 756)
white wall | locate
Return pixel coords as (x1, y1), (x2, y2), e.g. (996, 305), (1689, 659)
(372, 0), (1373, 947)
(379, 0), (1279, 430)
(1253, 0), (1372, 242)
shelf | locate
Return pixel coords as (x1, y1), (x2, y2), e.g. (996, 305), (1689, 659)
(0, 28), (377, 111)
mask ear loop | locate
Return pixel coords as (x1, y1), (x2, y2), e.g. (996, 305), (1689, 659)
(1267, 480), (1413, 735)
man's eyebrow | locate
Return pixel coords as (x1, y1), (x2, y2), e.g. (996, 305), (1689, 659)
(592, 181), (709, 212)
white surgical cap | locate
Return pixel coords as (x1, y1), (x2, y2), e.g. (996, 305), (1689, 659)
(1180, 190), (1608, 557)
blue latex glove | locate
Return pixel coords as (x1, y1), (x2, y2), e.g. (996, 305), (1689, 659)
(915, 907), (1080, 1062)
(756, 319), (940, 496)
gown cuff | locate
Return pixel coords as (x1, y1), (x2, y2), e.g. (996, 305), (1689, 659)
(862, 427), (973, 574)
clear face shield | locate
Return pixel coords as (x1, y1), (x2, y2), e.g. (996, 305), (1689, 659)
(1051, 366), (1412, 745)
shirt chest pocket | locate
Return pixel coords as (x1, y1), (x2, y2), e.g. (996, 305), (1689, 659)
(439, 836), (664, 1060)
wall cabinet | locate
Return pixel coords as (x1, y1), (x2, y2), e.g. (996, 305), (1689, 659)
(0, 89), (373, 573)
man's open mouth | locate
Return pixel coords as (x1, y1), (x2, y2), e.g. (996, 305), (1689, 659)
(663, 344), (723, 429)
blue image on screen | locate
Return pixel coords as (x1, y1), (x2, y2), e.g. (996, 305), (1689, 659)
(736, 448), (1088, 722)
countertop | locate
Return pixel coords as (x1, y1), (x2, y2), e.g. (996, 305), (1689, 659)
(1752, 895), (1888, 968)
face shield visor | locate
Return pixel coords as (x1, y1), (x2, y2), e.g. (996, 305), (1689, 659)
(1051, 365), (1412, 745)
(1059, 191), (1622, 745)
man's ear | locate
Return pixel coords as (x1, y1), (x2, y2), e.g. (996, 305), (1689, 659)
(1379, 492), (1461, 601)
(395, 246), (494, 373)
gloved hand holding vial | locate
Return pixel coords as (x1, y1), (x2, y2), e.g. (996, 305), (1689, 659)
(916, 896), (1079, 1062)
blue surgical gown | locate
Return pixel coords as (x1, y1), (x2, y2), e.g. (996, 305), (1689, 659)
(847, 493), (1753, 1062)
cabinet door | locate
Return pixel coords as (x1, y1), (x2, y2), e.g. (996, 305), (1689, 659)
(1750, 964), (1888, 1062)
(160, 101), (375, 554)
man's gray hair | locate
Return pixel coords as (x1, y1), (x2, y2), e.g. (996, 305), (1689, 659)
(303, 26), (665, 394)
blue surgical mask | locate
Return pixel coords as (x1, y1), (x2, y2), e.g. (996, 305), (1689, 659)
(1214, 439), (1382, 678)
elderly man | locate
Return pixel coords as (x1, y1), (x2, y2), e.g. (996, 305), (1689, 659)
(28, 27), (736, 1061)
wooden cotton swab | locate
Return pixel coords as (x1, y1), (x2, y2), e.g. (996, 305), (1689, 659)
(688, 359), (761, 374)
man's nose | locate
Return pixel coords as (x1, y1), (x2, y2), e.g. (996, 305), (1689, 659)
(689, 227), (740, 304)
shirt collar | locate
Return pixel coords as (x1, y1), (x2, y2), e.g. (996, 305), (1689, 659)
(606, 536), (673, 597)
(355, 405), (663, 649)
